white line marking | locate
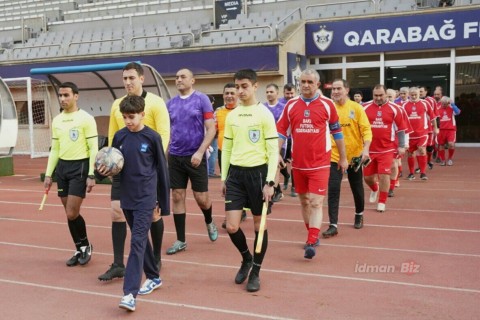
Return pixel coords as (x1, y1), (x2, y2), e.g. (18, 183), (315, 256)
(1, 243), (479, 294)
(2, 216), (480, 257)
(0, 278), (297, 320)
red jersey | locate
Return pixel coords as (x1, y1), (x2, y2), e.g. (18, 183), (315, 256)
(363, 101), (407, 154)
(422, 96), (438, 132)
(402, 99), (434, 138)
(438, 106), (458, 130)
(277, 95), (341, 170)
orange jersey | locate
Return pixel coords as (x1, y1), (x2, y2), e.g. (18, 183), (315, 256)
(214, 105), (236, 150)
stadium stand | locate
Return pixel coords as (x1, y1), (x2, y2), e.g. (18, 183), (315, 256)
(0, 0), (477, 62)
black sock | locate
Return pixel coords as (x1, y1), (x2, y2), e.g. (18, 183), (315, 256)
(71, 215), (89, 248)
(150, 219), (164, 262)
(67, 218), (81, 251)
(280, 167), (290, 179)
(201, 205), (213, 224)
(112, 221), (127, 266)
(173, 213), (186, 242)
(228, 228), (252, 262)
(252, 230), (268, 275)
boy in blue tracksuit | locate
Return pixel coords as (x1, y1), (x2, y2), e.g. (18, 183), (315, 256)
(98, 95), (169, 311)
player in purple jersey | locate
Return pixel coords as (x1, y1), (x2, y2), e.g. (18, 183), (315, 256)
(166, 68), (218, 255)
(264, 83), (288, 202)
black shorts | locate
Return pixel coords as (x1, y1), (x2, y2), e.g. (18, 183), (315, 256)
(225, 164), (272, 216)
(110, 174), (121, 201)
(55, 158), (89, 198)
(169, 154), (208, 192)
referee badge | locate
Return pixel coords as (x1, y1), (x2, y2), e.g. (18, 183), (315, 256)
(69, 129), (79, 141)
(249, 129), (260, 143)
(349, 110), (355, 119)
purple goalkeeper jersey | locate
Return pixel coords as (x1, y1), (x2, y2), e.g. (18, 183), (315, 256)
(167, 91), (214, 156)
(264, 101), (286, 122)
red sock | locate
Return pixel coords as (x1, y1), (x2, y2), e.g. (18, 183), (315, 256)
(369, 182), (379, 192)
(408, 156), (415, 174)
(448, 148), (455, 159)
(389, 179), (396, 191)
(417, 155), (427, 174)
(379, 191), (388, 204)
(305, 223), (309, 230)
(438, 150), (445, 161)
(307, 228), (320, 244)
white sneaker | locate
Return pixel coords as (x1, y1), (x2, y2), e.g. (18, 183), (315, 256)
(119, 293), (135, 311)
(447, 159), (453, 166)
(369, 190), (378, 203)
(377, 203), (386, 212)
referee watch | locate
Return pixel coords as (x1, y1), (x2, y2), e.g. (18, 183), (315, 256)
(265, 181), (275, 187)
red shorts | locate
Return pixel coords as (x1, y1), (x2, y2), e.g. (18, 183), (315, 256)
(363, 152), (394, 176)
(292, 167), (329, 195)
(437, 130), (456, 145)
(408, 135), (428, 153)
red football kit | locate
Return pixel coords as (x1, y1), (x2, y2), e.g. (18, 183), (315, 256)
(277, 95), (341, 170)
(277, 94), (342, 195)
(363, 101), (407, 154)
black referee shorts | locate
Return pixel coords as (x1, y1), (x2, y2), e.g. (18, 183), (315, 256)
(225, 164), (272, 216)
(55, 158), (89, 198)
(168, 154), (208, 192)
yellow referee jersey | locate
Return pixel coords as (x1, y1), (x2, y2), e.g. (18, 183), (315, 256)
(330, 99), (372, 163)
(108, 91), (170, 152)
(221, 103), (279, 182)
(46, 109), (98, 176)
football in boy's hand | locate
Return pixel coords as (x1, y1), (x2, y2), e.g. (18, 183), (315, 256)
(95, 147), (124, 176)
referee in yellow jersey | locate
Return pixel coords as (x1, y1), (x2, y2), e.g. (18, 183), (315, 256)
(44, 82), (98, 267)
(221, 69), (279, 293)
(98, 62), (170, 281)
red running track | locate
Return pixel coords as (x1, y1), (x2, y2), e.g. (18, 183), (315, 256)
(0, 148), (479, 319)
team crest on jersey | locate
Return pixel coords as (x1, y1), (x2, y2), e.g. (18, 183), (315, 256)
(304, 110), (310, 117)
(412, 106), (416, 111)
(140, 143), (148, 152)
(313, 25), (333, 52)
(377, 111), (382, 117)
(249, 130), (260, 143)
(69, 129), (79, 141)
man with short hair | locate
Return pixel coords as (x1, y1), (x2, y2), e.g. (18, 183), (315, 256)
(264, 83), (287, 203)
(277, 69), (348, 259)
(404, 87), (437, 181)
(99, 62), (170, 281)
(279, 83), (297, 196)
(437, 96), (461, 166)
(353, 90), (364, 105)
(363, 85), (407, 212)
(419, 86), (438, 169)
(214, 83), (247, 229)
(322, 79), (371, 238)
(279, 83), (296, 104)
(44, 82), (98, 267)
(166, 68), (218, 255)
(222, 69), (278, 292)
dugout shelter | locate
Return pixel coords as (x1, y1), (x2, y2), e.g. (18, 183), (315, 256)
(0, 76), (18, 156)
(30, 61), (171, 139)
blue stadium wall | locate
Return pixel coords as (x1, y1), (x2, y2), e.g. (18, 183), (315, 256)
(0, 46), (279, 80)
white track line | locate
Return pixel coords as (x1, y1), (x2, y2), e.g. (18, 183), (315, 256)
(1, 242), (478, 295)
(1, 217), (480, 257)
(0, 278), (296, 320)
